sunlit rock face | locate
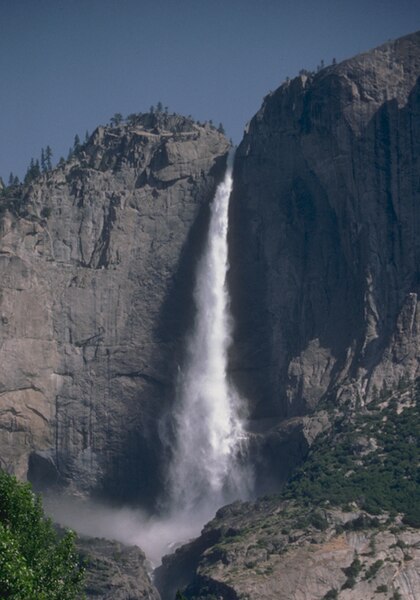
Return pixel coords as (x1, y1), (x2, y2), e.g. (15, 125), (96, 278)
(0, 113), (229, 506)
(229, 31), (420, 421)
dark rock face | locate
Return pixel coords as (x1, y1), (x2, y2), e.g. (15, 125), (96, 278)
(77, 536), (160, 600)
(229, 31), (420, 421)
(0, 115), (229, 506)
(154, 33), (420, 600)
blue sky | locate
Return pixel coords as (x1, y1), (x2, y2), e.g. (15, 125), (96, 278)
(1, 0), (418, 180)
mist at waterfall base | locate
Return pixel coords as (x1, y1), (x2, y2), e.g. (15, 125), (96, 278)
(45, 158), (253, 566)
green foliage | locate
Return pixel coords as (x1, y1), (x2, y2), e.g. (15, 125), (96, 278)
(45, 145), (53, 170)
(40, 146), (53, 173)
(41, 206), (51, 219)
(343, 515), (380, 531)
(284, 380), (420, 524)
(341, 555), (362, 589)
(0, 470), (84, 599)
(110, 112), (123, 126)
(0, 180), (24, 216)
(127, 113), (138, 126)
(343, 556), (362, 579)
(73, 134), (81, 151)
(24, 158), (41, 185)
(322, 589), (338, 599)
(309, 510), (328, 531)
(364, 559), (383, 580)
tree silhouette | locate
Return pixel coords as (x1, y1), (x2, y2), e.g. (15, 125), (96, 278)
(110, 113), (123, 126)
(45, 146), (53, 171)
(24, 159), (41, 185)
(41, 148), (47, 173)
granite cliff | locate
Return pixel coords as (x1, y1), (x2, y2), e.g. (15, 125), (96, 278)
(0, 30), (419, 600)
(228, 30), (420, 492)
(231, 30), (420, 416)
(0, 113), (229, 506)
(155, 31), (420, 600)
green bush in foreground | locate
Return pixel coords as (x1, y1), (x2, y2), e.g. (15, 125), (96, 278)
(0, 470), (84, 599)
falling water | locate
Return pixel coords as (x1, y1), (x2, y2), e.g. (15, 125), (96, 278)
(44, 156), (252, 568)
(167, 152), (251, 517)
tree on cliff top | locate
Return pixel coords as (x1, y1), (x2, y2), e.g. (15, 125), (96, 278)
(0, 470), (85, 599)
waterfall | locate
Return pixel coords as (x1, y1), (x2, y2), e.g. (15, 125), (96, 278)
(44, 156), (252, 568)
(167, 152), (250, 517)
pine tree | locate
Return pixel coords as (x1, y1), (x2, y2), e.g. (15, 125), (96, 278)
(34, 159), (41, 177)
(84, 130), (89, 143)
(217, 122), (225, 134)
(73, 135), (81, 152)
(24, 158), (41, 185)
(110, 113), (123, 126)
(45, 146), (53, 171)
(8, 172), (14, 186)
(156, 101), (163, 113)
(41, 148), (47, 173)
(23, 160), (34, 185)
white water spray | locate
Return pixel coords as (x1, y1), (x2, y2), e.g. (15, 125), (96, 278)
(45, 156), (252, 568)
(167, 153), (250, 516)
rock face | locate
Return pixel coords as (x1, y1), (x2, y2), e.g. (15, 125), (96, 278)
(229, 31), (420, 422)
(0, 113), (229, 505)
(154, 31), (420, 600)
(155, 500), (420, 600)
(154, 376), (420, 600)
(77, 536), (160, 600)
(1, 31), (420, 600)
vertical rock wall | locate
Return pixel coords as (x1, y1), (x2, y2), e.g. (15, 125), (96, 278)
(229, 31), (420, 420)
(0, 115), (229, 506)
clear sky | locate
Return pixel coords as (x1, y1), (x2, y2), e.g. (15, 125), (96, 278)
(1, 0), (418, 181)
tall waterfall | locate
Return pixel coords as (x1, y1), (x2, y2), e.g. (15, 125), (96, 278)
(43, 156), (252, 568)
(168, 153), (250, 516)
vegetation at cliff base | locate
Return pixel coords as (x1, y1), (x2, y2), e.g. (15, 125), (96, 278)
(284, 379), (420, 526)
(0, 470), (84, 599)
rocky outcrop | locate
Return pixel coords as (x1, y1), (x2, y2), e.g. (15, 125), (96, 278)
(155, 378), (420, 600)
(77, 536), (160, 600)
(155, 500), (420, 600)
(229, 31), (420, 423)
(0, 113), (229, 505)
